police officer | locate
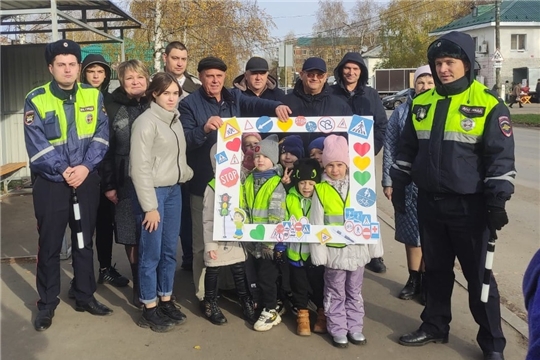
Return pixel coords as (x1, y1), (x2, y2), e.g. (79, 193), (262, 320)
(390, 31), (514, 360)
(24, 40), (113, 331)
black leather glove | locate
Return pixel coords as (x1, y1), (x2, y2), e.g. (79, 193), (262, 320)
(391, 185), (406, 214)
(487, 206), (509, 231)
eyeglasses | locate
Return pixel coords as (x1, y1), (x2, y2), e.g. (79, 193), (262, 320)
(305, 72), (326, 79)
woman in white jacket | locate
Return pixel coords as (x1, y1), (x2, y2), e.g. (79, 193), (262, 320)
(130, 72), (193, 332)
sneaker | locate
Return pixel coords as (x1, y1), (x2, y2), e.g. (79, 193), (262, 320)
(138, 306), (175, 333)
(158, 300), (187, 325)
(275, 299), (286, 316)
(253, 308), (281, 332)
(98, 265), (129, 287)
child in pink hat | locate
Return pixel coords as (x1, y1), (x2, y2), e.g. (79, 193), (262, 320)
(309, 135), (370, 348)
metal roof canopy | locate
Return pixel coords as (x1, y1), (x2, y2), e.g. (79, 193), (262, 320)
(0, 0), (142, 60)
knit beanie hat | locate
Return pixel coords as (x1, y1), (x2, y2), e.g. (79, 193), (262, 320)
(292, 158), (322, 191)
(242, 132), (262, 152)
(308, 137), (325, 153)
(280, 135), (305, 159)
(254, 134), (279, 165)
(414, 65), (432, 84)
(321, 135), (349, 167)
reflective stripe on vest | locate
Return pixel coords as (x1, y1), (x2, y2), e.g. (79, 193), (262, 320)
(314, 182), (350, 248)
(244, 174), (282, 223)
(30, 82), (100, 146)
(286, 188), (311, 262)
(412, 81), (499, 144)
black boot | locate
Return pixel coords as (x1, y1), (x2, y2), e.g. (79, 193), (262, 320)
(398, 270), (421, 300)
(138, 306), (175, 332)
(240, 296), (258, 325)
(131, 264), (143, 309)
(203, 297), (227, 325)
(365, 257), (387, 273)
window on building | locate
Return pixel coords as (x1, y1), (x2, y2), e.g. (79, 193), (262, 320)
(302, 49), (307, 55)
(335, 49), (341, 56)
(472, 37), (478, 51)
(511, 34), (526, 51)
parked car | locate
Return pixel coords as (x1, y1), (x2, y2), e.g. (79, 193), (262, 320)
(382, 88), (413, 110)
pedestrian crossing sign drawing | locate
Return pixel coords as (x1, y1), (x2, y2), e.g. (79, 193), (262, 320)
(348, 115), (373, 139)
(316, 228), (332, 244)
(219, 117), (241, 141)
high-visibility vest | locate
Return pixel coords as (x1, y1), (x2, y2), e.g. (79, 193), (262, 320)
(412, 80), (498, 144)
(286, 187), (311, 262)
(29, 82), (100, 145)
(314, 182), (350, 248)
(244, 174), (282, 223)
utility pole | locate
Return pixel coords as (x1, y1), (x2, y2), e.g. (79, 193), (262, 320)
(495, 0), (501, 94)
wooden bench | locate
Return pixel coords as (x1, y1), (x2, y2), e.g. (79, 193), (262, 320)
(0, 162), (27, 194)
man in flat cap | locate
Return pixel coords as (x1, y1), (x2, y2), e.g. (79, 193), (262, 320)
(24, 39), (112, 331)
(391, 31), (514, 360)
(179, 56), (292, 309)
(232, 57), (285, 117)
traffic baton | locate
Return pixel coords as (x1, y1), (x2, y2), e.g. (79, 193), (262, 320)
(71, 188), (85, 249)
(481, 226), (497, 303)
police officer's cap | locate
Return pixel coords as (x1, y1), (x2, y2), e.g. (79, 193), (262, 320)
(427, 38), (467, 63)
(197, 56), (227, 73)
(45, 40), (81, 65)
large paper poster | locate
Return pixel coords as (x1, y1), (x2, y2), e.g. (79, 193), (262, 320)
(212, 115), (380, 245)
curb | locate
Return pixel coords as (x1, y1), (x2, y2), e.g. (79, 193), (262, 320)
(376, 208), (529, 340)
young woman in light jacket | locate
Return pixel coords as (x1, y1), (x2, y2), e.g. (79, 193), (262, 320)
(130, 72), (193, 332)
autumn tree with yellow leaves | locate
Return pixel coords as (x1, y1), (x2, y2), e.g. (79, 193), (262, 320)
(378, 0), (474, 68)
(128, 0), (275, 84)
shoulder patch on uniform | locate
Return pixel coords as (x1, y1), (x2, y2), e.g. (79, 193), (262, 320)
(24, 111), (35, 125)
(459, 105), (485, 118)
(411, 104), (431, 121)
(498, 116), (512, 137)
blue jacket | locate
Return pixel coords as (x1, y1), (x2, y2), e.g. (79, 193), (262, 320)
(24, 80), (109, 182)
(524, 250), (540, 360)
(331, 52), (388, 155)
(179, 86), (282, 196)
(382, 97), (419, 246)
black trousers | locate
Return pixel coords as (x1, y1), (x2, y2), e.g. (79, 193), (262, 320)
(417, 190), (506, 353)
(95, 193), (114, 269)
(254, 258), (280, 310)
(289, 262), (325, 309)
(180, 183), (193, 266)
(33, 173), (100, 310)
(204, 262), (250, 299)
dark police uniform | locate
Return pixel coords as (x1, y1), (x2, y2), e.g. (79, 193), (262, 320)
(390, 31), (515, 356)
(24, 40), (109, 318)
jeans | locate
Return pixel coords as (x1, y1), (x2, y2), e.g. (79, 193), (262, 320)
(135, 185), (182, 304)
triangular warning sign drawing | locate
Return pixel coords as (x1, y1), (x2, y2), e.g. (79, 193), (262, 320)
(316, 228), (332, 244)
(244, 120), (254, 130)
(219, 118), (241, 141)
(338, 118), (347, 129)
(230, 154), (239, 164)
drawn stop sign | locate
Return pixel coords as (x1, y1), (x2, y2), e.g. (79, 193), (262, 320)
(294, 222), (303, 232)
(219, 167), (239, 187)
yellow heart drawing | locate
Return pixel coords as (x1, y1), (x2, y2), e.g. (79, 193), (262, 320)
(353, 156), (370, 171)
(277, 118), (293, 132)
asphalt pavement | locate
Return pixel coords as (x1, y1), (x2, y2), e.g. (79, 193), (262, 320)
(0, 192), (529, 360)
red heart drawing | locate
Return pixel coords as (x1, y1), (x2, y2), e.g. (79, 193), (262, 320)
(226, 137), (241, 152)
(354, 142), (370, 157)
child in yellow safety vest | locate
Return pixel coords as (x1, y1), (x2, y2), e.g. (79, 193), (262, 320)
(202, 144), (258, 326)
(285, 158), (327, 337)
(243, 134), (287, 332)
(309, 135), (371, 348)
